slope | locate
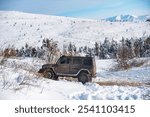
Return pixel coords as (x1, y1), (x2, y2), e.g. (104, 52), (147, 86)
(0, 11), (150, 49)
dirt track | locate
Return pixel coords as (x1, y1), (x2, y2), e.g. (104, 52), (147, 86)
(60, 77), (150, 87)
(95, 81), (150, 87)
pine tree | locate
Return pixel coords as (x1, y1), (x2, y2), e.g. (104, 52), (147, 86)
(143, 37), (150, 57)
(95, 42), (99, 56)
(109, 39), (118, 58)
(36, 47), (45, 58)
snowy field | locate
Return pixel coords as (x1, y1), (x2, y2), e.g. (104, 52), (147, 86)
(0, 57), (150, 100)
(0, 11), (150, 100)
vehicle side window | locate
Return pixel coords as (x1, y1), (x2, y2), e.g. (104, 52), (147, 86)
(60, 57), (70, 64)
(83, 59), (92, 65)
(73, 58), (81, 64)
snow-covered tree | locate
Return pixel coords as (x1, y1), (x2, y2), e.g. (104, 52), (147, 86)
(134, 38), (144, 57)
(143, 37), (150, 57)
(94, 42), (99, 56)
(109, 39), (118, 58)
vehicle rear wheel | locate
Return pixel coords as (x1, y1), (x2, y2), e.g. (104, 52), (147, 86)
(78, 72), (91, 84)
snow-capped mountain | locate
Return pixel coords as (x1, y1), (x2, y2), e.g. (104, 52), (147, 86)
(105, 14), (150, 22)
(138, 15), (150, 21)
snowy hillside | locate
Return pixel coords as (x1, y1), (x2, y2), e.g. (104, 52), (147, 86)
(0, 57), (150, 100)
(0, 11), (150, 49)
(105, 14), (150, 22)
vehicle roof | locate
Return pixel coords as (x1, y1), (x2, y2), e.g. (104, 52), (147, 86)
(61, 55), (93, 59)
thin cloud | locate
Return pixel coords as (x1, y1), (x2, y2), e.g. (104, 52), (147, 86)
(0, 0), (149, 19)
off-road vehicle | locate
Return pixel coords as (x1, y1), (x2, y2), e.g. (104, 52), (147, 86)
(38, 55), (96, 84)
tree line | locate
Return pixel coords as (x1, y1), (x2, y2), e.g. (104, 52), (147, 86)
(1, 36), (150, 67)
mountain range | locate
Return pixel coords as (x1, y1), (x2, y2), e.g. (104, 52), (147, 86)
(105, 15), (150, 22)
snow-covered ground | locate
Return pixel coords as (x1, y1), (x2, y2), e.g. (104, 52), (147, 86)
(0, 11), (150, 100)
(0, 57), (149, 100)
(0, 11), (150, 49)
(95, 58), (150, 83)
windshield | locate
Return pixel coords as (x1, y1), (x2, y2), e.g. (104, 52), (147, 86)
(56, 57), (61, 64)
(56, 56), (70, 64)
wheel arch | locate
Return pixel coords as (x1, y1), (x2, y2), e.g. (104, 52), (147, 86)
(77, 69), (90, 76)
(48, 68), (56, 75)
(41, 67), (56, 74)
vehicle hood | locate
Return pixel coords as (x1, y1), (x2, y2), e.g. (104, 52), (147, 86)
(42, 64), (56, 69)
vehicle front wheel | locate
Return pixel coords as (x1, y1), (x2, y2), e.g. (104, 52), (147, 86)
(53, 75), (58, 80)
(43, 70), (54, 79)
(78, 72), (91, 84)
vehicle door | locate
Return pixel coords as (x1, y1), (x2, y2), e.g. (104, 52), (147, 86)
(70, 58), (82, 74)
(55, 56), (71, 75)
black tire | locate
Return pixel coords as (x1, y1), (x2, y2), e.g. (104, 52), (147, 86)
(78, 72), (91, 84)
(53, 75), (59, 80)
(43, 70), (54, 79)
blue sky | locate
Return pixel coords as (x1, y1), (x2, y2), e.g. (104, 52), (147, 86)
(0, 0), (150, 19)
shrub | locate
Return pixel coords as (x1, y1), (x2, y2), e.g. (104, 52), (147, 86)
(2, 48), (17, 58)
(129, 59), (146, 67)
(117, 45), (131, 70)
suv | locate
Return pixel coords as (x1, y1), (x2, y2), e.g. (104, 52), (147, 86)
(38, 55), (96, 84)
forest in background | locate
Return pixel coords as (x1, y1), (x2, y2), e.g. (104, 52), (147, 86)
(0, 36), (150, 70)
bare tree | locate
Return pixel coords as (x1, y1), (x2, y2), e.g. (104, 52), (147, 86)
(117, 38), (131, 70)
(42, 38), (60, 63)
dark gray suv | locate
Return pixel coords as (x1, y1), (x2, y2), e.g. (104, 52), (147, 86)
(39, 55), (96, 84)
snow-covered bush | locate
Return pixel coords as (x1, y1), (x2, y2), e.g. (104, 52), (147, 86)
(129, 58), (145, 67)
